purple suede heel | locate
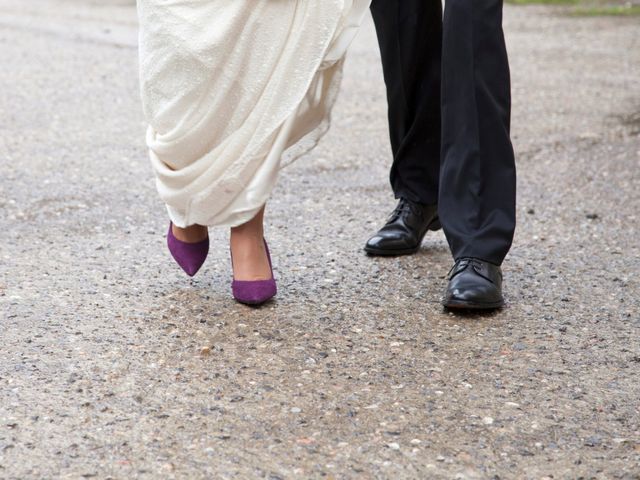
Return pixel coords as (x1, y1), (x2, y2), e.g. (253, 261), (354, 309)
(167, 223), (209, 277)
(231, 240), (277, 305)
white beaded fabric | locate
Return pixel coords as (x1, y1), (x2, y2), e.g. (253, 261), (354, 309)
(137, 0), (371, 228)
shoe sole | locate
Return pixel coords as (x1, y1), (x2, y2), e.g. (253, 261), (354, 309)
(364, 218), (442, 257)
(442, 299), (505, 310)
(236, 298), (275, 307)
(364, 245), (421, 256)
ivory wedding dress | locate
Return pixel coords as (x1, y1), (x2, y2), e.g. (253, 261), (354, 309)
(137, 0), (371, 228)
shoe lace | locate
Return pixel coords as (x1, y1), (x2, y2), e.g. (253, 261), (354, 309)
(388, 198), (418, 222)
(447, 257), (484, 277)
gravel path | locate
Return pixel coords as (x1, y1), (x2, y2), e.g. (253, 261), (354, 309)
(1, 1), (639, 478)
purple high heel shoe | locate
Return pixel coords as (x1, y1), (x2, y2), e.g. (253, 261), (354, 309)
(231, 240), (277, 305)
(167, 222), (209, 277)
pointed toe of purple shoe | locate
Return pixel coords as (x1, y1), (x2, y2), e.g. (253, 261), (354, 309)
(175, 250), (208, 277)
(232, 279), (277, 305)
(167, 224), (209, 277)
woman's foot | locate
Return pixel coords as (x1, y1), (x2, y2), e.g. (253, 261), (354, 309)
(172, 223), (208, 243)
(167, 222), (209, 277)
(230, 207), (272, 281)
(230, 207), (276, 305)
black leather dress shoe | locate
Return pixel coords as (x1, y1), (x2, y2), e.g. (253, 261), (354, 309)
(442, 258), (505, 310)
(364, 198), (441, 256)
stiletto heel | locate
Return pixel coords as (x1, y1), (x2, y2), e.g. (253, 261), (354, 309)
(167, 222), (209, 277)
(231, 240), (277, 305)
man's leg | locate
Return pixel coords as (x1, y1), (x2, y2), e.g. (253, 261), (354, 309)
(370, 0), (442, 204)
(439, 0), (516, 266)
(366, 0), (444, 256)
(439, 0), (516, 308)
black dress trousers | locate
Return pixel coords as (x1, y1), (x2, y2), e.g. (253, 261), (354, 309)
(370, 0), (517, 266)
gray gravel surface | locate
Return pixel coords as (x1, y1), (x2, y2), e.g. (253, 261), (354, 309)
(1, 1), (639, 478)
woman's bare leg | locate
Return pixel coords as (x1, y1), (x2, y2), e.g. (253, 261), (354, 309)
(230, 206), (272, 281)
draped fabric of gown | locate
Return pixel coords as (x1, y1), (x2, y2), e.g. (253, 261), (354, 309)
(137, 0), (371, 228)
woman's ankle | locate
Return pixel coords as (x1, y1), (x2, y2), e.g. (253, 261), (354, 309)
(229, 208), (271, 281)
(229, 237), (271, 281)
(172, 223), (208, 243)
